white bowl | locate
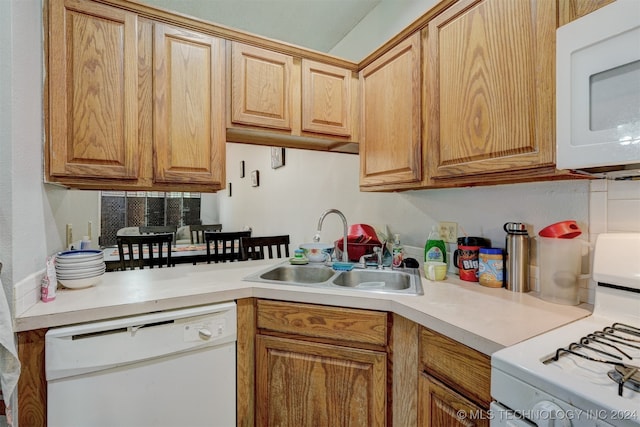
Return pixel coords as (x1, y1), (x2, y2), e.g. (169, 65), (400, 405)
(56, 267), (105, 279)
(299, 243), (334, 263)
(56, 249), (104, 261)
(56, 258), (103, 266)
(58, 274), (103, 289)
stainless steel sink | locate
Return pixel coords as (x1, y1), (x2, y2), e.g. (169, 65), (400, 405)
(243, 262), (423, 295)
(259, 264), (336, 284)
(332, 269), (411, 291)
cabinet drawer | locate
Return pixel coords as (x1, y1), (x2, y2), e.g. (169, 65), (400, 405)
(420, 328), (491, 408)
(257, 300), (388, 346)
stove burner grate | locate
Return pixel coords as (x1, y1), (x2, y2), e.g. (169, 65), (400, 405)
(608, 365), (640, 395)
(543, 322), (640, 397)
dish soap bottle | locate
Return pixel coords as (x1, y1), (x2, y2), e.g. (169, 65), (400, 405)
(391, 234), (404, 269)
(425, 226), (447, 264)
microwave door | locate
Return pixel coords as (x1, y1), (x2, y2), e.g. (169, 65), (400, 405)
(556, 0), (640, 171)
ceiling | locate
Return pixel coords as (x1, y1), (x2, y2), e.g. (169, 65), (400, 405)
(144, 0), (383, 53)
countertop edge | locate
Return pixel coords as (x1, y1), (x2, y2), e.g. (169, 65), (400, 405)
(14, 261), (593, 355)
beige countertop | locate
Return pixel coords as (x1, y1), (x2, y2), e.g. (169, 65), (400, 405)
(15, 260), (591, 355)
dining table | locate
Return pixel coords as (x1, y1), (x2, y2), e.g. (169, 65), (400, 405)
(103, 244), (210, 271)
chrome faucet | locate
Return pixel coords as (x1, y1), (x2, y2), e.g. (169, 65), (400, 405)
(314, 209), (349, 262)
(358, 241), (386, 269)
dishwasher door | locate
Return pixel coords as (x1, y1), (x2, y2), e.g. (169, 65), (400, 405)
(45, 302), (237, 427)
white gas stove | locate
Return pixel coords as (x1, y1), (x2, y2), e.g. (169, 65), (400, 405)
(491, 233), (640, 427)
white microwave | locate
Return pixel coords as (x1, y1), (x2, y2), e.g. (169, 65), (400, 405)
(556, 0), (640, 178)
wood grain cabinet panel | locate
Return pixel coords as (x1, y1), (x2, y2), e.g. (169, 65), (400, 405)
(256, 299), (388, 346)
(420, 327), (491, 409)
(252, 300), (389, 426)
(153, 24), (225, 188)
(360, 32), (422, 187)
(231, 42), (293, 130)
(419, 373), (489, 427)
(46, 0), (226, 191)
(426, 0), (556, 179)
(17, 329), (47, 427)
(256, 334), (387, 427)
(301, 59), (352, 137)
(47, 0), (143, 181)
(558, 0), (615, 26)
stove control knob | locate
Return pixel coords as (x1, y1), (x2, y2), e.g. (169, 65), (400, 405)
(531, 401), (571, 427)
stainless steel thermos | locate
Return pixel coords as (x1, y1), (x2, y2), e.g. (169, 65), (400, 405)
(504, 222), (530, 292)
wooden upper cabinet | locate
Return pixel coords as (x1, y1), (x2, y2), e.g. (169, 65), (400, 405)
(230, 42), (293, 130)
(426, 0), (556, 180)
(301, 59), (352, 137)
(47, 0), (144, 181)
(360, 33), (422, 187)
(558, 0), (615, 26)
(153, 24), (225, 188)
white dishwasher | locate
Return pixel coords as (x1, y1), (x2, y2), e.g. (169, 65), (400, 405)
(45, 301), (237, 427)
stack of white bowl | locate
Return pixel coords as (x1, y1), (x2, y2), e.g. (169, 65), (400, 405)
(55, 249), (105, 289)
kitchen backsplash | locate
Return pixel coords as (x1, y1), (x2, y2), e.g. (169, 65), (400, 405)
(582, 179), (640, 303)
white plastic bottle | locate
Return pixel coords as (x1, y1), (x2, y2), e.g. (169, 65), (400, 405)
(392, 234), (404, 269)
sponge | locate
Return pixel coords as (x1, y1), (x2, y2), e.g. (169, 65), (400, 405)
(332, 262), (354, 271)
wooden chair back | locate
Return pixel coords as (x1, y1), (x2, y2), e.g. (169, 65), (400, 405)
(240, 235), (290, 261)
(204, 230), (251, 263)
(190, 224), (222, 244)
(116, 233), (173, 270)
(139, 225), (178, 245)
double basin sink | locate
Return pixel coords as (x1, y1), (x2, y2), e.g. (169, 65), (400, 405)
(243, 262), (423, 296)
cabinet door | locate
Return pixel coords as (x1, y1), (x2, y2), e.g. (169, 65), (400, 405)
(256, 335), (387, 427)
(420, 328), (491, 408)
(48, 0), (142, 180)
(231, 42), (293, 130)
(419, 373), (489, 427)
(360, 33), (422, 187)
(301, 59), (352, 137)
(558, 0), (615, 26)
(427, 0), (556, 179)
(153, 24), (225, 188)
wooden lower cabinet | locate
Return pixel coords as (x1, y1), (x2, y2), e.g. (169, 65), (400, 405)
(16, 329), (47, 427)
(419, 327), (491, 427)
(256, 334), (387, 427)
(419, 373), (489, 427)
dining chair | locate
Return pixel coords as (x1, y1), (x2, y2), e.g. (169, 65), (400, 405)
(204, 230), (251, 263)
(190, 224), (223, 244)
(116, 233), (173, 270)
(240, 235), (290, 261)
(139, 225), (178, 245)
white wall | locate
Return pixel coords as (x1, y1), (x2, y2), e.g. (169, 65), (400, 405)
(1, 0), (61, 317)
(222, 144), (593, 249)
(330, 0), (439, 61)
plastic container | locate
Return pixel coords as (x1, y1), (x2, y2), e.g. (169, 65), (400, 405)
(539, 220), (582, 239)
(478, 248), (504, 288)
(334, 224), (381, 262)
(425, 226), (446, 264)
(453, 236), (490, 282)
(538, 236), (589, 305)
(391, 234), (404, 269)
